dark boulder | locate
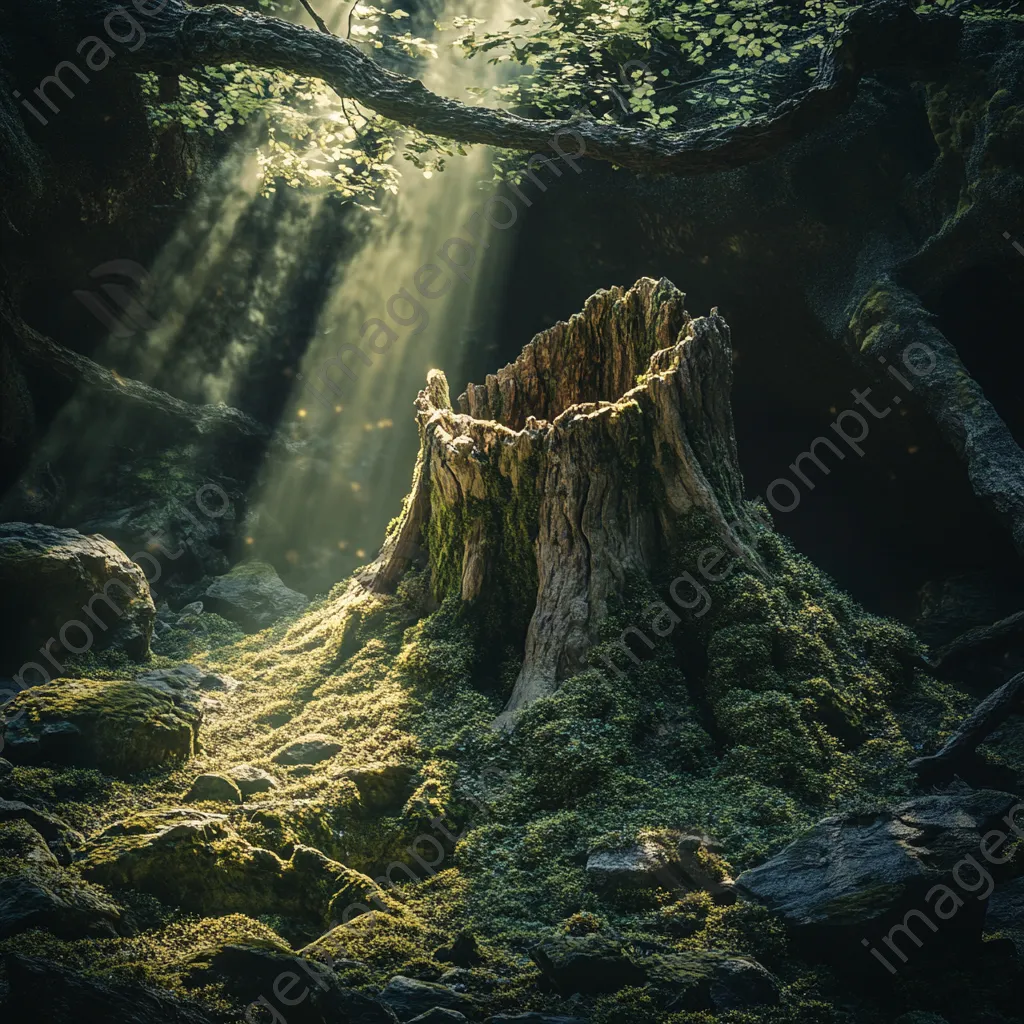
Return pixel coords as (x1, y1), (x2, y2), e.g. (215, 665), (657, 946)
(0, 872), (124, 940)
(0, 522), (154, 675)
(0, 797), (84, 862)
(435, 930), (483, 967)
(734, 788), (1022, 962)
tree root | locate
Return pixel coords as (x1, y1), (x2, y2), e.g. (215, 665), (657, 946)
(911, 670), (1024, 785)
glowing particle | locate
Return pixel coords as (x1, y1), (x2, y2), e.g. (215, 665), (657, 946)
(907, 445), (919, 455)
(335, 405), (343, 413)
(376, 418), (393, 429)
(337, 540), (349, 550)
(285, 549), (300, 565)
(297, 408), (308, 418)
(245, 536), (255, 545)
(363, 422), (375, 431)
(350, 482), (362, 493)
(355, 549), (366, 559)
(829, 406), (837, 414)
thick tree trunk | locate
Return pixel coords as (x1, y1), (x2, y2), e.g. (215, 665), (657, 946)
(364, 278), (762, 726)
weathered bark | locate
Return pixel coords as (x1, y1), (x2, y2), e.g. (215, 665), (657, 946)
(59, 0), (964, 175)
(364, 278), (761, 727)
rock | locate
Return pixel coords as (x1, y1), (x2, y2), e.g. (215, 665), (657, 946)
(0, 756), (12, 775)
(675, 834), (735, 901)
(343, 762), (416, 812)
(586, 839), (677, 890)
(205, 944), (398, 1024)
(0, 873), (124, 940)
(3, 952), (217, 1024)
(985, 876), (1024, 954)
(640, 950), (780, 1013)
(136, 664), (240, 693)
(185, 773), (243, 805)
(734, 788), (1020, 960)
(2, 677), (202, 777)
(437, 967), (501, 992)
(0, 522), (155, 674)
(529, 933), (646, 994)
(225, 764), (280, 797)
(81, 812), (366, 926)
(586, 833), (733, 900)
(272, 735), (343, 766)
(379, 976), (475, 1020)
(179, 601), (204, 617)
(407, 1011), (468, 1024)
(706, 957), (781, 1011)
(0, 819), (58, 867)
(435, 930), (483, 967)
(0, 798), (84, 862)
(202, 560), (308, 631)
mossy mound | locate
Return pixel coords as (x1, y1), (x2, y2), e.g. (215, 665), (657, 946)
(3, 677), (201, 777)
(80, 811), (377, 937)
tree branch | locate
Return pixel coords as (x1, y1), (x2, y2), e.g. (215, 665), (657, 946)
(3, 296), (273, 448)
(92, 0), (963, 175)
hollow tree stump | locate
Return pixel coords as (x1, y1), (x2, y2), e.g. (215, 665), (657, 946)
(363, 277), (761, 727)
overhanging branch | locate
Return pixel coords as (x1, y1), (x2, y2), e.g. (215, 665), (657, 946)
(94, 0), (963, 174)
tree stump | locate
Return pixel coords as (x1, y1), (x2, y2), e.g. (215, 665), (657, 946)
(364, 277), (764, 726)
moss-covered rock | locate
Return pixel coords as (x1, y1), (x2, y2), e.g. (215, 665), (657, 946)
(80, 811), (376, 931)
(203, 560), (309, 632)
(184, 773), (243, 805)
(2, 677), (201, 776)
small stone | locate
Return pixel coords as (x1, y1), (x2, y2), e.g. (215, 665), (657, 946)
(708, 957), (780, 1011)
(407, 1011), (468, 1024)
(435, 930), (482, 967)
(272, 735), (343, 766)
(185, 773), (243, 805)
(203, 560), (308, 632)
(225, 764), (280, 797)
(343, 762), (416, 812)
(179, 601), (204, 616)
